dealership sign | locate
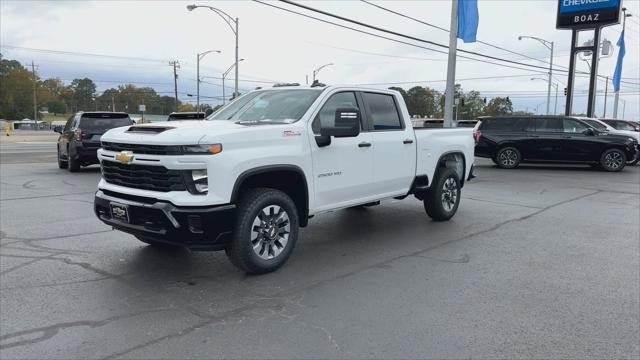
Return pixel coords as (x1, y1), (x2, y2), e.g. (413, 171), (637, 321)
(557, 0), (621, 29)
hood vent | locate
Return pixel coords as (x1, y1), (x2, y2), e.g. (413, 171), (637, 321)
(126, 126), (174, 134)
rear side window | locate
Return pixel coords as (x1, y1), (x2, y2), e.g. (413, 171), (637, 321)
(609, 120), (636, 131)
(562, 119), (589, 133)
(79, 114), (132, 131)
(479, 118), (529, 131)
(363, 92), (403, 130)
(534, 118), (561, 132)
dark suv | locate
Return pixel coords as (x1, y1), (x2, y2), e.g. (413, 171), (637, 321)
(56, 112), (132, 172)
(474, 116), (639, 172)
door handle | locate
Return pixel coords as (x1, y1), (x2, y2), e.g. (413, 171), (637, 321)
(358, 142), (372, 148)
(403, 139), (414, 144)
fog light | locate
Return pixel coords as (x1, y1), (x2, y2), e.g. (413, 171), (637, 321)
(191, 169), (208, 194)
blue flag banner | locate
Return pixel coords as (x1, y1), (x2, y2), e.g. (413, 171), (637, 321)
(457, 0), (479, 43)
(612, 30), (625, 92)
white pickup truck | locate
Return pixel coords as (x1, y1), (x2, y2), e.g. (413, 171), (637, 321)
(94, 86), (475, 273)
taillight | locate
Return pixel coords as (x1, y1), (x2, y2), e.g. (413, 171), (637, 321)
(473, 130), (481, 143)
(74, 129), (85, 141)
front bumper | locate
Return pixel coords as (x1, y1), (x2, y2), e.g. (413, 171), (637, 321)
(94, 190), (235, 250)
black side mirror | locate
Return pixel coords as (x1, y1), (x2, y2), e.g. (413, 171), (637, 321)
(320, 108), (361, 138)
(583, 128), (595, 136)
(53, 127), (62, 134)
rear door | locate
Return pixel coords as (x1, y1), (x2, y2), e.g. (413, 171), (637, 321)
(362, 92), (416, 196)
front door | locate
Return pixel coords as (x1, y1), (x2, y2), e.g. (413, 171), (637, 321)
(531, 117), (563, 160)
(559, 118), (593, 161)
(310, 91), (375, 211)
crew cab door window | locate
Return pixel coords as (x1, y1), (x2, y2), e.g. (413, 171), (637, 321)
(535, 118), (562, 132)
(363, 92), (403, 130)
(312, 92), (360, 134)
(363, 92), (415, 195)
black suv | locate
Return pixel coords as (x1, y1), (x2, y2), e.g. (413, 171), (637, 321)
(56, 112), (133, 172)
(474, 116), (639, 172)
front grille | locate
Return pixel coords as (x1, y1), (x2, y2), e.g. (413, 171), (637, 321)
(101, 142), (182, 155)
(101, 160), (186, 192)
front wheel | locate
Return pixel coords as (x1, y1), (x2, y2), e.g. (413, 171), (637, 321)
(424, 168), (461, 221)
(225, 188), (299, 274)
(57, 146), (68, 169)
(67, 148), (80, 172)
(600, 148), (626, 172)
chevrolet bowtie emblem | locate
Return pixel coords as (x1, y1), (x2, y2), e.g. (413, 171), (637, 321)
(115, 151), (134, 164)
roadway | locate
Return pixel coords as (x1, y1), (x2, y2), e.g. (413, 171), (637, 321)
(1, 142), (638, 359)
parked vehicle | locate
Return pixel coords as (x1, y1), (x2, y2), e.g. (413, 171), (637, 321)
(474, 116), (639, 171)
(167, 112), (206, 121)
(600, 118), (640, 132)
(94, 86), (475, 273)
(55, 112), (133, 172)
(582, 118), (640, 143)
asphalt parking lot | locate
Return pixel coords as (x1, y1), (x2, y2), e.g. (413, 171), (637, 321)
(1, 142), (639, 359)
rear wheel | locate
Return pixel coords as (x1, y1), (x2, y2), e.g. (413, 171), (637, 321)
(225, 188), (299, 274)
(424, 168), (461, 222)
(600, 148), (626, 172)
(67, 147), (80, 172)
(57, 147), (67, 169)
(495, 146), (521, 169)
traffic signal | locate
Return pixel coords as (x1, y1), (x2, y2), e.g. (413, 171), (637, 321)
(483, 97), (487, 104)
(564, 87), (568, 96)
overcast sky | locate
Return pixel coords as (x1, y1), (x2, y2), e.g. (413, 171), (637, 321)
(1, 0), (639, 118)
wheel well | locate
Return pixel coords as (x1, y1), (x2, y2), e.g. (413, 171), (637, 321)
(232, 166), (309, 227)
(437, 152), (466, 187)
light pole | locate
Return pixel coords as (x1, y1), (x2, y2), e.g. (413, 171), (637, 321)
(312, 63), (333, 83)
(222, 59), (244, 105)
(614, 7), (632, 119)
(519, 36), (554, 115)
(187, 4), (239, 98)
(197, 50), (221, 113)
(531, 77), (559, 115)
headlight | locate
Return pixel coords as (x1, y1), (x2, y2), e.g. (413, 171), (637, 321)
(182, 144), (222, 154)
(185, 169), (208, 194)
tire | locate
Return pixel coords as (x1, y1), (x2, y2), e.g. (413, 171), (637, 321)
(600, 148), (626, 172)
(67, 147), (80, 172)
(57, 146), (68, 169)
(225, 188), (299, 274)
(136, 236), (182, 249)
(495, 146), (521, 169)
(424, 168), (461, 222)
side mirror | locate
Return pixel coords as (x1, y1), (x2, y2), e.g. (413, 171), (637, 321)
(320, 108), (361, 138)
(53, 127), (62, 134)
(582, 128), (595, 136)
(205, 108), (214, 117)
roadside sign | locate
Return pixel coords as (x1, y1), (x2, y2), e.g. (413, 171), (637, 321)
(138, 104), (146, 112)
(557, 0), (621, 29)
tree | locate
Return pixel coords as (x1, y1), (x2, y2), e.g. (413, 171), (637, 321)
(459, 90), (485, 119)
(483, 97), (513, 116)
(0, 60), (34, 119)
(47, 99), (67, 115)
(69, 78), (97, 111)
(390, 86), (441, 118)
(177, 103), (196, 112)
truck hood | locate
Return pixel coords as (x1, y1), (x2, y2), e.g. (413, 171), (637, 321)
(101, 120), (246, 145)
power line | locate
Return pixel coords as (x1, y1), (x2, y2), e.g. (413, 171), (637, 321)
(355, 74), (544, 86)
(254, 0), (550, 75)
(1, 45), (167, 63)
(360, 0), (552, 66)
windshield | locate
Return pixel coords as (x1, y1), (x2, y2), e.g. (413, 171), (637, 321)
(207, 89), (322, 124)
(583, 119), (607, 131)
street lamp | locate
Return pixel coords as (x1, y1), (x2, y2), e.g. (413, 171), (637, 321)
(312, 63), (333, 83)
(531, 77), (559, 115)
(222, 59), (244, 105)
(187, 4), (240, 99)
(519, 35), (554, 115)
(197, 50), (221, 112)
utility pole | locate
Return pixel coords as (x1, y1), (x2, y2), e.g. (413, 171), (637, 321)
(170, 61), (180, 112)
(112, 94), (116, 112)
(603, 76), (609, 117)
(443, 0), (458, 128)
(31, 61), (38, 130)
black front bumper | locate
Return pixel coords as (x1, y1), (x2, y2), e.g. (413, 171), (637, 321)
(94, 190), (235, 251)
